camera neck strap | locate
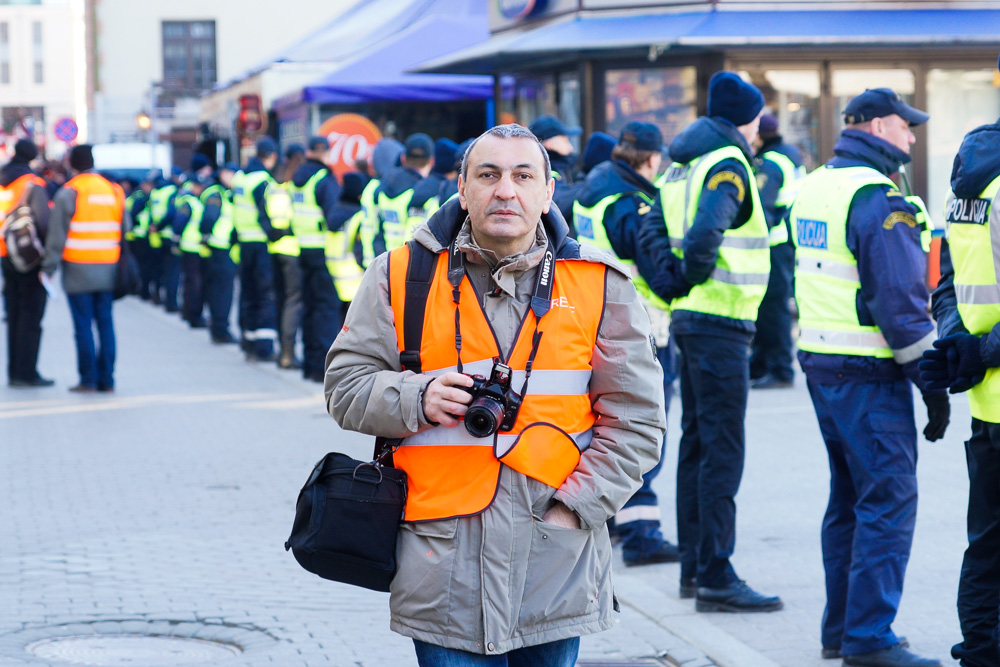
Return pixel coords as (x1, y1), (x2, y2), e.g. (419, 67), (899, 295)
(447, 237), (554, 388)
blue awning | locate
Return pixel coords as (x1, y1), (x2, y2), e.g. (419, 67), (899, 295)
(416, 9), (1000, 74)
(295, 7), (493, 105)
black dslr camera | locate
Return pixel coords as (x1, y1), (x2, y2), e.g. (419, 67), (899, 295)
(460, 360), (523, 438)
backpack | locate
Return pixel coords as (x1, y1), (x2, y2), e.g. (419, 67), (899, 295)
(3, 183), (44, 273)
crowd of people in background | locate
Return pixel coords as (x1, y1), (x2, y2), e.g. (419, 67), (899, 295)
(4, 62), (1000, 667)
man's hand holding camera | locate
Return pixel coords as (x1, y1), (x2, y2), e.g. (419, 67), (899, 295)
(422, 373), (474, 427)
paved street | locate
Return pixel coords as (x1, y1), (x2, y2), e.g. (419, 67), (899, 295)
(0, 291), (973, 666)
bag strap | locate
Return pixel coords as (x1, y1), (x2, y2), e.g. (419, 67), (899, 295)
(398, 239), (437, 374)
(1, 181), (33, 231)
(373, 436), (402, 468)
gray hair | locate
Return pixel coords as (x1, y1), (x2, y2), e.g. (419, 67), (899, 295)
(460, 123), (552, 183)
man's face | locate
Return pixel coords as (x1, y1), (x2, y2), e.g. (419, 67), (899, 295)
(458, 135), (554, 250)
(738, 112), (762, 146)
(874, 114), (916, 155)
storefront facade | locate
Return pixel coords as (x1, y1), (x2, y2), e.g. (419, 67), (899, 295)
(423, 1), (1000, 216)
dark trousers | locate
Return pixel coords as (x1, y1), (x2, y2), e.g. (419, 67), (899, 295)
(148, 242), (165, 305)
(162, 243), (181, 312)
(675, 333), (749, 588)
(181, 252), (206, 325)
(953, 419), (1000, 667)
(2, 258), (47, 382)
(299, 249), (343, 379)
(67, 291), (116, 390)
(205, 248), (235, 340)
(806, 375), (916, 656)
(131, 238), (152, 300)
(750, 243), (795, 382)
(619, 342), (676, 559)
(272, 252), (302, 355)
(237, 242), (278, 359)
(413, 637), (579, 666)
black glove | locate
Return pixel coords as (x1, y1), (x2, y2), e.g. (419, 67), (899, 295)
(921, 391), (950, 442)
(920, 334), (986, 394)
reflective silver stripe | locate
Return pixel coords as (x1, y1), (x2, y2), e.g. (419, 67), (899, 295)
(69, 221), (121, 232)
(295, 233), (326, 247)
(795, 256), (860, 282)
(208, 235), (230, 246)
(768, 225), (789, 245)
(799, 327), (889, 350)
(64, 239), (120, 249)
(243, 328), (278, 341)
(892, 331), (936, 365)
(424, 359), (591, 396)
(403, 427), (593, 453)
(721, 236), (769, 249)
(615, 505), (661, 524)
(669, 236), (684, 249)
(237, 230), (268, 242)
(710, 266), (770, 285)
(957, 283), (1000, 306)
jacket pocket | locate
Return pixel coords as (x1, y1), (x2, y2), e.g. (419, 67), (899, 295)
(390, 518), (460, 623)
(518, 518), (601, 628)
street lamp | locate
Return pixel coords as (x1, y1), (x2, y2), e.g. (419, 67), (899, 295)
(136, 111), (152, 131)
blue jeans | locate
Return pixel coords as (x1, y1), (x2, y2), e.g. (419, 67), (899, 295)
(619, 343), (676, 560)
(414, 638), (579, 667)
(67, 291), (116, 389)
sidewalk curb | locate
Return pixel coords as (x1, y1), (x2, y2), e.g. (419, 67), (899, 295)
(614, 572), (782, 667)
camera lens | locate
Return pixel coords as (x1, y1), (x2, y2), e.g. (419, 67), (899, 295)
(464, 396), (505, 438)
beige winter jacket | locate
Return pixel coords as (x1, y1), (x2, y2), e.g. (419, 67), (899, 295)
(325, 201), (665, 654)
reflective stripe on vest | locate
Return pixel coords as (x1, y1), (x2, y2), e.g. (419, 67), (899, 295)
(148, 183), (177, 230)
(326, 209), (364, 302)
(178, 194), (209, 256)
(659, 146), (770, 321)
(290, 169), (328, 249)
(265, 182), (299, 256)
(573, 191), (670, 311)
(231, 170), (270, 243)
(379, 188), (414, 252)
(358, 178), (380, 267)
(0, 174), (45, 257)
(63, 173), (124, 264)
(762, 150), (805, 209)
(791, 165), (896, 358)
(387, 244), (604, 522)
(945, 174), (1000, 421)
(201, 184), (234, 249)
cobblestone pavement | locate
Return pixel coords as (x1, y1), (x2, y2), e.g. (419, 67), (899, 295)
(0, 294), (972, 666)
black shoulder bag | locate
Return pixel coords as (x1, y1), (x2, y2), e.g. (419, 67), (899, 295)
(285, 241), (437, 592)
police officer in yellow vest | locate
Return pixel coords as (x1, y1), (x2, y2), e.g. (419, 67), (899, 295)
(232, 137), (282, 362)
(750, 114), (804, 389)
(200, 163), (238, 344)
(639, 71), (780, 613)
(265, 144), (304, 369)
(127, 172), (155, 301)
(176, 174), (212, 329)
(328, 171), (366, 307)
(572, 121), (680, 567)
(289, 136), (343, 382)
(326, 123), (665, 665)
(357, 138), (404, 268)
(147, 169), (180, 310)
(922, 89), (1000, 667)
(409, 138), (459, 228)
(376, 133), (434, 253)
(791, 89), (948, 667)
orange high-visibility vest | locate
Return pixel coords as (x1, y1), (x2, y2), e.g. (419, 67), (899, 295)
(388, 243), (605, 522)
(0, 173), (45, 257)
(63, 173), (124, 264)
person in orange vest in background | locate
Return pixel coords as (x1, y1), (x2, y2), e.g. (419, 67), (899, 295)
(326, 124), (665, 665)
(1, 139), (53, 387)
(41, 144), (126, 394)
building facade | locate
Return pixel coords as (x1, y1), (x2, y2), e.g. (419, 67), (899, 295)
(0, 0), (85, 159)
(424, 0), (1000, 219)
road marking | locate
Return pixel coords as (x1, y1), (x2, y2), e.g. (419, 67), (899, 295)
(0, 393), (271, 420)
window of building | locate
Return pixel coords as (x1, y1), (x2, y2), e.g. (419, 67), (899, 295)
(740, 68), (822, 170)
(926, 69), (1000, 220)
(32, 20), (42, 84)
(0, 22), (9, 84)
(604, 66), (697, 147)
(161, 20), (216, 93)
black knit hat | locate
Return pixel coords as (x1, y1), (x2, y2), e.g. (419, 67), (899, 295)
(12, 139), (38, 163)
(708, 71), (765, 127)
(68, 144), (95, 171)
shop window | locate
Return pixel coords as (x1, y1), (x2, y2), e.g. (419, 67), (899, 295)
(605, 66), (696, 147)
(559, 72), (581, 152)
(515, 75), (558, 126)
(0, 22), (8, 85)
(832, 69), (916, 132)
(926, 69), (1000, 221)
(31, 20), (41, 84)
(740, 69), (821, 170)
